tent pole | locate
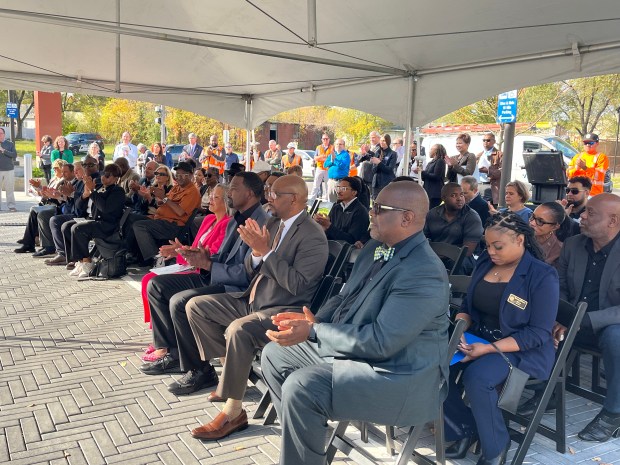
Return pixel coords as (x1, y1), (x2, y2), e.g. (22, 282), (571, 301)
(245, 98), (253, 166)
(498, 122), (515, 208)
(115, 0), (120, 93)
(307, 0), (317, 47)
(403, 76), (416, 177)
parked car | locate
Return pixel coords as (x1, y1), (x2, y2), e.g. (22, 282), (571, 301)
(65, 132), (105, 156)
(165, 144), (185, 164)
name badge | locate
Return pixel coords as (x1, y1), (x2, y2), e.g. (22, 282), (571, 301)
(507, 294), (528, 310)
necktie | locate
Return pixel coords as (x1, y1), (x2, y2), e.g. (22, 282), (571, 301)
(374, 245), (395, 262)
(249, 221), (285, 304)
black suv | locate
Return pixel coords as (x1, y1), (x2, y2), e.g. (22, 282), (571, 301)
(65, 132), (105, 155)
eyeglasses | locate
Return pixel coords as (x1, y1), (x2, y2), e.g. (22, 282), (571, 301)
(529, 214), (557, 227)
(268, 191), (295, 200)
(482, 139), (493, 142)
(566, 187), (585, 195)
(335, 186), (351, 191)
(583, 141), (597, 146)
(83, 163), (97, 168)
(372, 202), (410, 215)
(321, 137), (329, 140)
(154, 172), (168, 177)
(175, 173), (192, 179)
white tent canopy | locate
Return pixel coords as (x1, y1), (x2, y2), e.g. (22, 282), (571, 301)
(1, 1), (620, 131)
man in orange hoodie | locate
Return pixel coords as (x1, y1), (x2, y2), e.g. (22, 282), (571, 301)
(310, 133), (333, 200)
(567, 133), (609, 196)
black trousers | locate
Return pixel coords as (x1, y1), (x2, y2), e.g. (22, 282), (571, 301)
(21, 209), (40, 246)
(147, 272), (225, 371)
(133, 218), (181, 260)
(69, 221), (114, 261)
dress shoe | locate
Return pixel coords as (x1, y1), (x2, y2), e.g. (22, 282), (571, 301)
(475, 440), (510, 465)
(32, 247), (56, 258)
(578, 409), (620, 442)
(446, 435), (477, 459)
(191, 410), (248, 440)
(45, 254), (67, 266)
(16, 239), (24, 244)
(167, 366), (218, 395)
(139, 354), (181, 375)
(14, 245), (35, 253)
(208, 391), (226, 402)
(517, 392), (556, 417)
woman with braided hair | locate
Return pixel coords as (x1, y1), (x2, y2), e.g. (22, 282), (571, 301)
(443, 212), (559, 465)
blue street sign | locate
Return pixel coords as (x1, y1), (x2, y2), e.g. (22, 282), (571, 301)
(497, 90), (518, 124)
(6, 102), (18, 118)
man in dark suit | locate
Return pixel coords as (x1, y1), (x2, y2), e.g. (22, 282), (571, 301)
(314, 176), (369, 246)
(139, 173), (270, 389)
(261, 181), (450, 465)
(187, 175), (328, 441)
(182, 133), (203, 162)
(556, 193), (620, 442)
(461, 175), (490, 227)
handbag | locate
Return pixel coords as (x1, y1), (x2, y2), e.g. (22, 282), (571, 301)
(490, 341), (529, 414)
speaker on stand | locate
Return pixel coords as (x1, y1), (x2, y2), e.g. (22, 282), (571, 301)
(523, 151), (568, 204)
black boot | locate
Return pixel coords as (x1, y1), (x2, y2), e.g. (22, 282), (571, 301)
(476, 440), (510, 465)
(446, 435), (477, 459)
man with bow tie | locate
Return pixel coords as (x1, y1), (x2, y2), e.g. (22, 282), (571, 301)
(261, 180), (450, 465)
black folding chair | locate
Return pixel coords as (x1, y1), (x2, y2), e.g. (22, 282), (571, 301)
(307, 199), (321, 216)
(326, 318), (468, 465)
(503, 300), (587, 464)
(566, 344), (607, 405)
(448, 275), (472, 319)
(429, 242), (468, 276)
(327, 240), (352, 278)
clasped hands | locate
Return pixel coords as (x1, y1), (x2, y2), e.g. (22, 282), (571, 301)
(176, 242), (212, 270)
(266, 306), (316, 346)
(238, 218), (271, 257)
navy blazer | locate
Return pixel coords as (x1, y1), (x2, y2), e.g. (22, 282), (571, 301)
(463, 251), (559, 380)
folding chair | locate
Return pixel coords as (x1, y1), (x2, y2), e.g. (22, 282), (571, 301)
(326, 318), (468, 465)
(503, 300), (587, 465)
(566, 344), (606, 405)
(429, 242), (467, 276)
(448, 275), (471, 319)
(327, 240), (352, 278)
(307, 199), (321, 216)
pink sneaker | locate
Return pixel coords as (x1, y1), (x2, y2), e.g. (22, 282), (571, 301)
(143, 344), (156, 355)
(141, 351), (166, 362)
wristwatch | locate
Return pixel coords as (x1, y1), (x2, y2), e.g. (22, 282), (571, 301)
(308, 324), (318, 343)
(162, 197), (169, 204)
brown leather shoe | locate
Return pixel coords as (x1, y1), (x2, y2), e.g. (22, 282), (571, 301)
(191, 410), (248, 440)
(207, 391), (226, 402)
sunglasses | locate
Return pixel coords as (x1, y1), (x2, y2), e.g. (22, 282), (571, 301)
(566, 187), (585, 195)
(154, 172), (168, 177)
(482, 139), (493, 142)
(529, 214), (556, 227)
(583, 141), (597, 146)
(372, 202), (410, 215)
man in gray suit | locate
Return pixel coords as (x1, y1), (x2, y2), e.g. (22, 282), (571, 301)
(139, 173), (269, 391)
(556, 193), (620, 442)
(261, 181), (450, 465)
(187, 175), (328, 441)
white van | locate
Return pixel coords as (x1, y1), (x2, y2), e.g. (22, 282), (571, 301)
(419, 134), (573, 183)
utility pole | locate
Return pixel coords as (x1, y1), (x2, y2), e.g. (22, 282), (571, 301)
(155, 105), (166, 144)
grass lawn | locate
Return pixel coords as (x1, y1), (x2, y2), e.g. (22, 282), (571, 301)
(15, 140), (36, 155)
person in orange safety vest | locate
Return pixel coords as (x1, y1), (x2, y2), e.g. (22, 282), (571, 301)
(310, 133), (333, 200)
(566, 133), (609, 196)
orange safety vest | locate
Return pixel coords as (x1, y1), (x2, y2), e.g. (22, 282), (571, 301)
(282, 153), (302, 169)
(567, 151), (608, 196)
(314, 144), (334, 170)
(204, 145), (225, 174)
(348, 152), (358, 176)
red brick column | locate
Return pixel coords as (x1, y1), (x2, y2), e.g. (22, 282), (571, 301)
(34, 92), (62, 152)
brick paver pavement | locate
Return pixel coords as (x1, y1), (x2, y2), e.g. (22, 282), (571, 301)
(1, 191), (620, 465)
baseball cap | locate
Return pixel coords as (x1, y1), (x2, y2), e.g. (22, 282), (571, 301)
(251, 159), (272, 173)
(286, 142), (296, 149)
(583, 133), (599, 142)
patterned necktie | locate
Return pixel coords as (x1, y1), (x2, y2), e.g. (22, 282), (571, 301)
(374, 245), (395, 262)
(249, 221), (285, 304)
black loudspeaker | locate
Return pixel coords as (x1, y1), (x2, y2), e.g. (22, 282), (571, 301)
(523, 151), (567, 184)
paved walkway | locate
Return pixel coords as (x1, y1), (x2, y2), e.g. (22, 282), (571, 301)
(1, 191), (619, 465)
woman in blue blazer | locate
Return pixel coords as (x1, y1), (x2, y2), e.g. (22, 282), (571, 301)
(443, 212), (559, 465)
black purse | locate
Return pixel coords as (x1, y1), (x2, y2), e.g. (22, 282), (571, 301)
(490, 341), (530, 414)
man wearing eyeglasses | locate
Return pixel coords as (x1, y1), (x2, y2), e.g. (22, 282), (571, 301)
(567, 133), (608, 197)
(314, 176), (369, 247)
(185, 175), (328, 441)
(560, 175), (592, 221)
(260, 181), (449, 465)
(310, 133), (333, 201)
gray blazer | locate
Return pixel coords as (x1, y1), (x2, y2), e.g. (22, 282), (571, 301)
(559, 234), (620, 332)
(210, 205), (270, 292)
(314, 234), (450, 427)
(241, 210), (328, 312)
